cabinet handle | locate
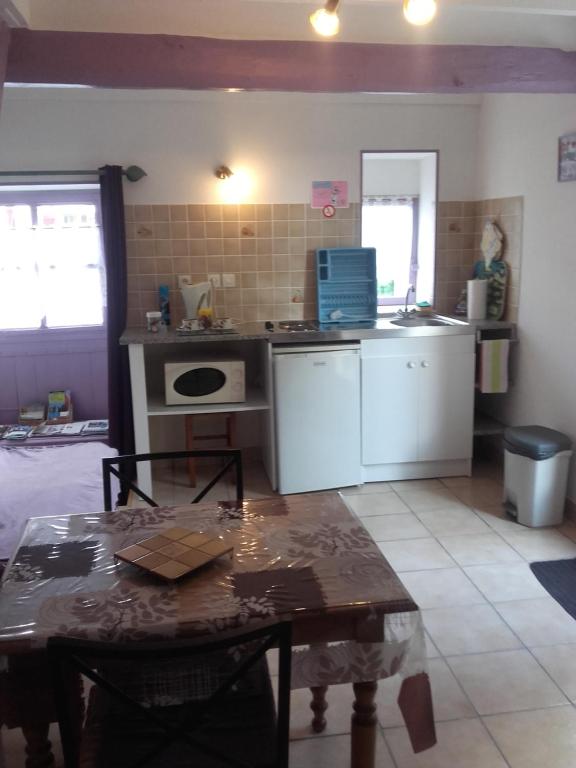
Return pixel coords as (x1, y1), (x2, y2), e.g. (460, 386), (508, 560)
(421, 361), (430, 368)
(407, 361), (417, 369)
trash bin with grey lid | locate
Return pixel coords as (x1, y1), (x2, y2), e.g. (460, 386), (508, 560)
(503, 426), (573, 527)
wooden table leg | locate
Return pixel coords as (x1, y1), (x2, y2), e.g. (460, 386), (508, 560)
(21, 724), (54, 768)
(351, 681), (378, 768)
(310, 685), (328, 733)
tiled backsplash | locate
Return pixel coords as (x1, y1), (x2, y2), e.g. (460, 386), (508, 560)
(125, 203), (359, 327)
(436, 197), (523, 321)
(125, 197), (523, 327)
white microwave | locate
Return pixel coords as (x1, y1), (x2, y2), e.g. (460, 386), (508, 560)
(164, 359), (245, 405)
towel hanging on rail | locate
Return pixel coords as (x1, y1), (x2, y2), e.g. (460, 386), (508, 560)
(478, 339), (510, 394)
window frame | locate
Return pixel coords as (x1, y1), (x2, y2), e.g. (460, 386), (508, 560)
(0, 185), (106, 334)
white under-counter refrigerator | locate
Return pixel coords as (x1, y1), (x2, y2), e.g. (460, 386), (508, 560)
(273, 343), (362, 494)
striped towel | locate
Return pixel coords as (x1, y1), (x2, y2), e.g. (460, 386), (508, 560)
(479, 340), (510, 393)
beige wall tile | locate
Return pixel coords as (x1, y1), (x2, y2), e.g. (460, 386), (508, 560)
(206, 239), (224, 256)
(240, 239), (256, 256)
(257, 221), (272, 238)
(189, 257), (207, 273)
(188, 239), (207, 257)
(224, 238), (240, 255)
(256, 204), (272, 221)
(258, 254), (273, 271)
(152, 205), (170, 222)
(224, 255), (242, 271)
(240, 254), (257, 272)
(257, 238), (272, 255)
(187, 204), (205, 222)
(204, 204), (222, 222)
(257, 272), (275, 288)
(134, 205), (152, 222)
(207, 255), (224, 272)
(222, 204), (239, 222)
(239, 204), (255, 220)
(241, 273), (258, 288)
(172, 240), (189, 257)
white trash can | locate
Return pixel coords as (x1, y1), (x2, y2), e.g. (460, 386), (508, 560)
(504, 426), (573, 528)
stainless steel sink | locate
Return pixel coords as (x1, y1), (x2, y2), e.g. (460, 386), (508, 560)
(390, 317), (454, 327)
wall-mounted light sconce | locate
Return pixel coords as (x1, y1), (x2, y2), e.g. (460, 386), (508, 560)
(310, 0), (340, 37)
(403, 0), (437, 26)
(214, 165), (254, 203)
(214, 165), (234, 180)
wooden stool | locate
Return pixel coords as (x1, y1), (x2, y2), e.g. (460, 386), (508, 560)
(184, 412), (237, 487)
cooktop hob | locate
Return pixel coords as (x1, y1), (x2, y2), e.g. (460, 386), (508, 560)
(276, 320), (318, 332)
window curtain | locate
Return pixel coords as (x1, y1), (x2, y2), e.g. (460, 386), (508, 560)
(99, 165), (134, 455)
(362, 195), (419, 304)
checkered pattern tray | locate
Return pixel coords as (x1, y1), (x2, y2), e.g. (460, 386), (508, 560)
(114, 527), (233, 580)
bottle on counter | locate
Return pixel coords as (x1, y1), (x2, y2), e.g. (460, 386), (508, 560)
(159, 284), (171, 326)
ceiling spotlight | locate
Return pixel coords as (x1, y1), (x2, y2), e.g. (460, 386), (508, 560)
(403, 0), (437, 26)
(310, 0), (340, 37)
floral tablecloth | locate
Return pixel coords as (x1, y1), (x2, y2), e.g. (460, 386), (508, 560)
(0, 491), (435, 752)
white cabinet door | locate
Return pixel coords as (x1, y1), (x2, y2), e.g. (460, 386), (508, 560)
(418, 350), (475, 461)
(361, 336), (475, 467)
(362, 355), (419, 465)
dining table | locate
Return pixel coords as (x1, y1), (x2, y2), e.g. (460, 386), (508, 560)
(0, 491), (436, 768)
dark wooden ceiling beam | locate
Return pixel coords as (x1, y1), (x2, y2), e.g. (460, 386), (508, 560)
(6, 28), (576, 93)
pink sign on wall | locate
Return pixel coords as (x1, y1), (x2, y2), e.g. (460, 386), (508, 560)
(311, 181), (349, 209)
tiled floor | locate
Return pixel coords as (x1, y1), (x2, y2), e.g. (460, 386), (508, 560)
(4, 459), (576, 767)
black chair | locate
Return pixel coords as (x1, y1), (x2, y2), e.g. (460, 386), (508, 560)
(102, 449), (243, 511)
(48, 620), (291, 768)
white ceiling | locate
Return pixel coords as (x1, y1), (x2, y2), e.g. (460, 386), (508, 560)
(5, 0), (576, 49)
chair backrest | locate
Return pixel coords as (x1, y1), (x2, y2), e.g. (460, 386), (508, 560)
(48, 620), (291, 768)
(102, 449), (243, 511)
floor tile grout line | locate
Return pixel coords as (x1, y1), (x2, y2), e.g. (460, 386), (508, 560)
(442, 650), (571, 716)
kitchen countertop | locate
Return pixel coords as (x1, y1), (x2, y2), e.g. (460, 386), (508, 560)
(121, 316), (515, 346)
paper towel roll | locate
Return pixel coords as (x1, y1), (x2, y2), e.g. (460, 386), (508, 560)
(467, 279), (488, 320)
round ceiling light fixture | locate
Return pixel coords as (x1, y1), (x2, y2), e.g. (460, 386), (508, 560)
(310, 0), (340, 37)
(403, 0), (437, 26)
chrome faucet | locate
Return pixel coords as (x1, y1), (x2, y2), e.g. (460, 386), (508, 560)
(404, 284), (415, 313)
(396, 285), (416, 318)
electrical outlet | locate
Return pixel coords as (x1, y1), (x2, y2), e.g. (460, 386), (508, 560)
(208, 273), (221, 288)
(222, 273), (236, 288)
(177, 275), (192, 289)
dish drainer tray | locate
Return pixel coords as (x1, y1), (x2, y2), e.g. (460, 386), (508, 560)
(316, 247), (377, 323)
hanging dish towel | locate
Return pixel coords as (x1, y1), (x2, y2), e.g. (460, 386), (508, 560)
(479, 340), (510, 393)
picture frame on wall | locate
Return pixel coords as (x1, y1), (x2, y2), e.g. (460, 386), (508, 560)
(558, 133), (576, 182)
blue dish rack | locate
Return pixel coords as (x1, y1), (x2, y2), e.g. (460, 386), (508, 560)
(316, 247), (377, 323)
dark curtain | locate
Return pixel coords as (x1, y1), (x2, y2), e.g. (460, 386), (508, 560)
(99, 165), (134, 455)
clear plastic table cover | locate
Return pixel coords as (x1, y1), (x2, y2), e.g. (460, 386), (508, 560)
(0, 491), (428, 697)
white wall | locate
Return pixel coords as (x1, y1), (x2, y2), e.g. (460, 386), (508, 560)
(477, 94), (576, 501)
(362, 157), (421, 197)
(0, 90), (480, 204)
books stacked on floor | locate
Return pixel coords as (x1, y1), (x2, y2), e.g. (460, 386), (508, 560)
(0, 420), (109, 440)
(31, 420), (109, 437)
(1, 425), (35, 440)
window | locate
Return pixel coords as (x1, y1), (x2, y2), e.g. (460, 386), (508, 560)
(361, 195), (419, 306)
(0, 187), (105, 330)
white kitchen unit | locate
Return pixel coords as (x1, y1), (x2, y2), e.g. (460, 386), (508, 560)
(126, 338), (274, 498)
(273, 344), (362, 494)
(361, 335), (475, 481)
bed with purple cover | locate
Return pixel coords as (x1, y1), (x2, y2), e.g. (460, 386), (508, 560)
(0, 442), (117, 560)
